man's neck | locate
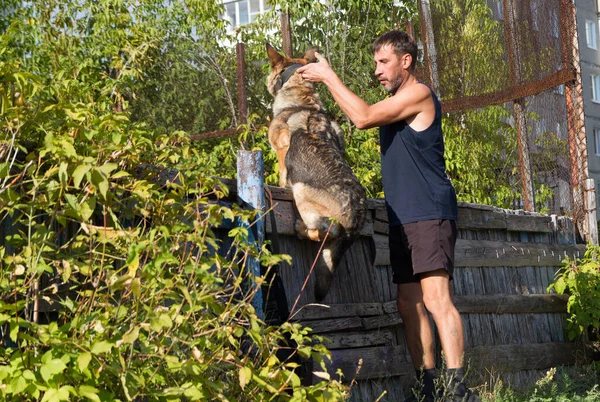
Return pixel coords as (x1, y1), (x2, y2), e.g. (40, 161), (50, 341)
(394, 74), (418, 95)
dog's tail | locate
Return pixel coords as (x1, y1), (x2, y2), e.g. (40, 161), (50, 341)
(314, 234), (355, 302)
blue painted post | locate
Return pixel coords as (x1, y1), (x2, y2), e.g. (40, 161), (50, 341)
(237, 150), (265, 320)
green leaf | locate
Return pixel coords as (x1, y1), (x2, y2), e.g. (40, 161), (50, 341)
(239, 366), (252, 390)
(554, 277), (567, 294)
(41, 387), (70, 402)
(58, 162), (68, 188)
(79, 385), (101, 402)
(91, 341), (113, 355)
(0, 162), (9, 179)
(40, 358), (67, 383)
(9, 319), (18, 342)
(131, 277), (141, 298)
(79, 197), (96, 221)
(91, 169), (108, 199)
(8, 375), (27, 395)
(77, 352), (92, 372)
(122, 326), (139, 344)
(72, 164), (92, 188)
(150, 313), (172, 331)
(97, 163), (118, 176)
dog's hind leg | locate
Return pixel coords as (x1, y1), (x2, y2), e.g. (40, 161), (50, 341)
(292, 183), (343, 241)
(268, 124), (291, 188)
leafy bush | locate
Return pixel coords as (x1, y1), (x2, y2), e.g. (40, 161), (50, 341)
(548, 245), (600, 341)
(0, 3), (347, 401)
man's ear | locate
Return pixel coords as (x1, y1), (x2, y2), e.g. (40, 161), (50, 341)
(302, 46), (320, 63)
(401, 53), (413, 70)
(266, 43), (284, 67)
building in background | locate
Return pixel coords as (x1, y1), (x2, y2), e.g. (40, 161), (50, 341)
(576, 0), (600, 212)
(222, 0), (271, 32)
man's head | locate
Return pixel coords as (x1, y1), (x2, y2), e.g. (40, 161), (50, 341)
(372, 30), (418, 93)
(372, 30), (418, 70)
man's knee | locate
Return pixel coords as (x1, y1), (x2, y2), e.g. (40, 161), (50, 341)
(422, 290), (454, 316)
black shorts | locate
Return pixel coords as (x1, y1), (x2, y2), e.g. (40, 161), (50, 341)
(389, 219), (457, 284)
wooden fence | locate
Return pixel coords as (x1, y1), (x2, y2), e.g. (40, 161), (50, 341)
(249, 184), (599, 400)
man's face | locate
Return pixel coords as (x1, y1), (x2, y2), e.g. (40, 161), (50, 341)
(374, 44), (409, 94)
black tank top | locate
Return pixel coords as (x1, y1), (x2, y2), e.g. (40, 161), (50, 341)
(379, 84), (457, 226)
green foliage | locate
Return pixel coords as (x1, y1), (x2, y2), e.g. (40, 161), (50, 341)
(548, 245), (600, 341)
(481, 365), (600, 402)
(0, 2), (348, 400)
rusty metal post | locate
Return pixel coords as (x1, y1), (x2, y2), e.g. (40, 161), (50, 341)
(503, 0), (536, 212)
(237, 150), (265, 319)
(236, 43), (248, 125)
(560, 0), (597, 243)
(418, 0), (439, 93)
(280, 12), (293, 58)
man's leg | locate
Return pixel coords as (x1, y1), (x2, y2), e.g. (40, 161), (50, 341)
(419, 270), (464, 368)
(421, 270), (480, 401)
(396, 282), (436, 370)
(397, 282), (437, 401)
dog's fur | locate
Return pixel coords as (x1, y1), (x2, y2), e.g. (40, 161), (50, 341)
(266, 43), (368, 301)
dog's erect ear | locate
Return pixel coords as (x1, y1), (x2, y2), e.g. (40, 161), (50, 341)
(302, 46), (320, 63)
(266, 43), (284, 67)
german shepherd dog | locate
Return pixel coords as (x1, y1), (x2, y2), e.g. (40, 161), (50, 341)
(266, 43), (368, 301)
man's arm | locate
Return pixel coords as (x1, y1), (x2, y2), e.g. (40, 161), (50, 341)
(297, 53), (430, 129)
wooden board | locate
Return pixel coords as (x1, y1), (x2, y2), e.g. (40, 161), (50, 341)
(324, 342), (599, 382)
(290, 303), (383, 321)
(373, 237), (585, 267)
(466, 342), (600, 372)
(322, 329), (395, 349)
(453, 294), (568, 314)
(326, 345), (412, 381)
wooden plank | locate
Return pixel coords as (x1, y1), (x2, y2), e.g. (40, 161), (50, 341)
(362, 312), (403, 330)
(457, 207), (507, 230)
(379, 294), (568, 315)
(466, 342), (600, 372)
(327, 342), (599, 383)
(290, 303), (383, 320)
(375, 238), (587, 268)
(455, 294), (568, 314)
(454, 240), (586, 267)
(373, 233), (390, 266)
(326, 345), (413, 381)
(505, 214), (553, 233)
(373, 219), (389, 234)
(299, 316), (363, 334)
(265, 200), (296, 235)
(322, 330), (395, 349)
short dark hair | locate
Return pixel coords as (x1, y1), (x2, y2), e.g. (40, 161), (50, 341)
(372, 30), (418, 70)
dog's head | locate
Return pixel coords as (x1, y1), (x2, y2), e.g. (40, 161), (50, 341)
(266, 43), (319, 96)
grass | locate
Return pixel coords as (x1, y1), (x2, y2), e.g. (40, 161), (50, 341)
(477, 364), (600, 402)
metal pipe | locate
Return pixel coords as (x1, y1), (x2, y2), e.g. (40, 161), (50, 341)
(237, 150), (265, 319)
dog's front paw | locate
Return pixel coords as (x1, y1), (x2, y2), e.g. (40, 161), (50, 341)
(295, 219), (309, 239)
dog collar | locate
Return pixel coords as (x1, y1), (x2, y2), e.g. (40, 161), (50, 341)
(276, 63), (304, 92)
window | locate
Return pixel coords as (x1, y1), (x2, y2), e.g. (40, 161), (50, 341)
(594, 128), (600, 155)
(586, 20), (597, 49)
(592, 75), (600, 102)
(223, 0), (270, 29)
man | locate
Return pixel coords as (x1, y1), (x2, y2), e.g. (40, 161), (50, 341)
(297, 30), (480, 402)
